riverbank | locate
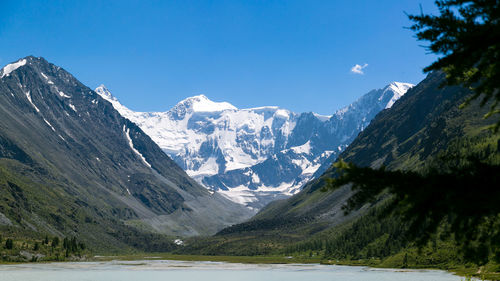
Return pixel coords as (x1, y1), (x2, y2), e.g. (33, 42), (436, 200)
(89, 253), (499, 280)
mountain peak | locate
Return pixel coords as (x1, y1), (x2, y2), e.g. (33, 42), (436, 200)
(1, 58), (28, 78)
(388, 81), (414, 93)
(182, 95), (237, 112)
(95, 84), (116, 101)
(96, 84), (108, 91)
(334, 81), (414, 119)
(384, 82), (414, 109)
(1, 56), (68, 84)
(168, 95), (237, 119)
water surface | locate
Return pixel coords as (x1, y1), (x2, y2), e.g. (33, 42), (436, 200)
(0, 259), (463, 281)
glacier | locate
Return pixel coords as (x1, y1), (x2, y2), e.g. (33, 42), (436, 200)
(96, 82), (413, 209)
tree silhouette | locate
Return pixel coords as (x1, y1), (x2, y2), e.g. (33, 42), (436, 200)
(5, 238), (13, 250)
(409, 0), (500, 130)
(326, 156), (500, 264)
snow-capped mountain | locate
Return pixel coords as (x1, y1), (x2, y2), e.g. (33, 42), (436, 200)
(95, 88), (305, 179)
(96, 82), (413, 209)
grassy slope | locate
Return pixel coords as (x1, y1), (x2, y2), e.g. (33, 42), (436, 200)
(0, 158), (182, 261)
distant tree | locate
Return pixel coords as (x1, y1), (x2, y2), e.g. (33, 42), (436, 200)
(409, 0), (500, 130)
(52, 236), (59, 248)
(44, 235), (49, 245)
(34, 242), (40, 251)
(5, 238), (14, 250)
(70, 237), (77, 252)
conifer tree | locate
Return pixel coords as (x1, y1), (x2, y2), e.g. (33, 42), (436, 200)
(52, 237), (59, 248)
(409, 0), (500, 130)
(5, 238), (14, 250)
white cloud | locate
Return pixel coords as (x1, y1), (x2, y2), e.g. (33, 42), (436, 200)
(351, 63), (368, 75)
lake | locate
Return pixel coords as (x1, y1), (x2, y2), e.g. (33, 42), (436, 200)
(0, 259), (464, 281)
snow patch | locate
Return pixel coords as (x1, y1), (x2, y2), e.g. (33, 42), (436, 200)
(251, 172), (260, 183)
(1, 59), (26, 78)
(290, 141), (312, 154)
(59, 91), (71, 98)
(186, 156), (219, 177)
(123, 125), (152, 168)
(43, 118), (56, 132)
(274, 109), (290, 119)
(25, 91), (40, 112)
(385, 82), (414, 109)
(69, 104), (77, 112)
(313, 113), (331, 122)
(334, 106), (349, 119)
(218, 185), (259, 205)
(189, 95), (237, 112)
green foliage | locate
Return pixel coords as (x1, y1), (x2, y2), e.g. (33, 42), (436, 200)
(0, 232), (91, 263)
(62, 237), (85, 255)
(409, 0), (500, 130)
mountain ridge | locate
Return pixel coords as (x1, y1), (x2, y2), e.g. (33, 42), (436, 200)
(0, 56), (252, 249)
(96, 81), (413, 208)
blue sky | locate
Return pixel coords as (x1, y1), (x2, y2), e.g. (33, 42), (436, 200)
(0, 0), (438, 115)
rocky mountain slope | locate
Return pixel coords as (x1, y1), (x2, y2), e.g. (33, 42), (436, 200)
(0, 56), (252, 250)
(96, 82), (413, 209)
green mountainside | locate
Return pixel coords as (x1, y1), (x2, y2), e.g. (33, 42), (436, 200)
(179, 71), (499, 271)
(0, 57), (252, 260)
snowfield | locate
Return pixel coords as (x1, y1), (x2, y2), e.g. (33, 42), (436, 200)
(96, 82), (413, 208)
